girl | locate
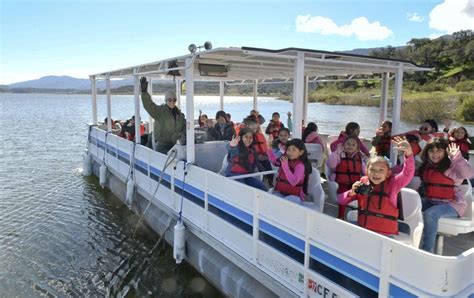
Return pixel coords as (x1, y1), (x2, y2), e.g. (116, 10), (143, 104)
(417, 138), (474, 253)
(270, 139), (312, 203)
(268, 127), (291, 165)
(302, 122), (325, 149)
(330, 122), (370, 156)
(371, 120), (392, 158)
(339, 137), (414, 236)
(198, 110), (209, 128)
(246, 118), (273, 186)
(327, 136), (366, 219)
(225, 128), (268, 191)
(449, 127), (470, 159)
(265, 112), (285, 139)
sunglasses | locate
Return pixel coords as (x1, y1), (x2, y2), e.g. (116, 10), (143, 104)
(167, 98), (177, 102)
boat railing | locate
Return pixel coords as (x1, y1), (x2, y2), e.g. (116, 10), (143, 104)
(87, 125), (474, 297)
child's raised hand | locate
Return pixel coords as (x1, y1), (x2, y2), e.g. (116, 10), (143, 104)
(393, 136), (412, 156)
(447, 143), (459, 158)
(280, 155), (288, 163)
(230, 135), (240, 147)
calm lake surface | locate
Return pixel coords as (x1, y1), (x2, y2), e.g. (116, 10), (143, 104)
(1, 93), (473, 296)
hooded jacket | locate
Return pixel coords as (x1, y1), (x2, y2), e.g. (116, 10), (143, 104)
(141, 92), (186, 146)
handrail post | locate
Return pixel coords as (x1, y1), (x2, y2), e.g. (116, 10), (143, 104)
(379, 72), (389, 124)
(219, 81), (224, 111)
(253, 80), (258, 111)
(292, 52), (305, 139)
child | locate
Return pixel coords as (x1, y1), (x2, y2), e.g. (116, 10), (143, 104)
(417, 138), (474, 253)
(302, 122), (325, 149)
(330, 122), (370, 156)
(225, 128), (268, 191)
(327, 136), (367, 218)
(207, 110), (235, 141)
(265, 112), (285, 139)
(339, 137), (414, 236)
(371, 120), (392, 158)
(198, 110), (209, 128)
(246, 118), (274, 186)
(268, 127), (291, 165)
(270, 139), (312, 203)
(449, 127), (470, 160)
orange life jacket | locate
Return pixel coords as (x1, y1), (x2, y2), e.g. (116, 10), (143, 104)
(229, 147), (256, 174)
(254, 132), (267, 156)
(275, 160), (304, 197)
(421, 166), (456, 201)
(357, 182), (399, 235)
(335, 153), (363, 194)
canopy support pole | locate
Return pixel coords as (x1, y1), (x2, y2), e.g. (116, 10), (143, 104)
(176, 79), (181, 109)
(185, 57), (195, 163)
(390, 66), (404, 164)
(106, 77), (112, 132)
(90, 76), (97, 125)
(253, 80), (258, 111)
(292, 52), (305, 139)
(303, 76), (309, 126)
(219, 81), (224, 111)
(379, 72), (389, 125)
(133, 75), (141, 144)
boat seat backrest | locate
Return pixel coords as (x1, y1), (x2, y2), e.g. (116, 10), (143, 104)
(458, 183), (473, 220)
(325, 164), (339, 204)
(399, 188), (424, 248)
(194, 141), (229, 173)
(305, 167), (325, 212)
(305, 143), (324, 168)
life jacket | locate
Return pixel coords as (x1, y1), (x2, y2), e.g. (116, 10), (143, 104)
(396, 130), (446, 156)
(335, 153), (363, 194)
(268, 121), (283, 139)
(375, 134), (391, 158)
(140, 124), (146, 136)
(357, 182), (399, 235)
(275, 160), (304, 197)
(254, 132), (267, 155)
(229, 147), (255, 174)
(421, 166), (455, 201)
(451, 139), (470, 159)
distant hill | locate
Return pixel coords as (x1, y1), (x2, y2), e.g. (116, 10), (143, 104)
(7, 75), (136, 90)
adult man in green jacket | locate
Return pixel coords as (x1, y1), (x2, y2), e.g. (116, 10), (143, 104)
(140, 77), (186, 154)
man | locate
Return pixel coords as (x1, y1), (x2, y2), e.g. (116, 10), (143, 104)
(140, 77), (185, 154)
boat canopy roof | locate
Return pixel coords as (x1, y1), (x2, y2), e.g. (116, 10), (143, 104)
(90, 46), (431, 81)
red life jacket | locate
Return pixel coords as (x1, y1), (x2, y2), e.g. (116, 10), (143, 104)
(397, 130), (446, 156)
(452, 139), (470, 158)
(268, 121), (283, 139)
(421, 167), (455, 201)
(335, 153), (363, 194)
(254, 132), (267, 155)
(229, 147), (256, 174)
(275, 160), (304, 197)
(357, 182), (399, 235)
(375, 134), (391, 158)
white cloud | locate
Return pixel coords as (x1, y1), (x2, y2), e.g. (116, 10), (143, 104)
(295, 15), (393, 41)
(407, 12), (425, 22)
(429, 0), (474, 33)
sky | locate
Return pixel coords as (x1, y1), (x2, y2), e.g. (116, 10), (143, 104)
(1, 0), (473, 85)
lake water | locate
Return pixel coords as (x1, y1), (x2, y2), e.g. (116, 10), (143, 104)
(1, 93), (473, 296)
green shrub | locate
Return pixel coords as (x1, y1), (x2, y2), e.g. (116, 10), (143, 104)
(401, 97), (454, 123)
(455, 80), (474, 92)
(456, 94), (474, 121)
(418, 82), (446, 92)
